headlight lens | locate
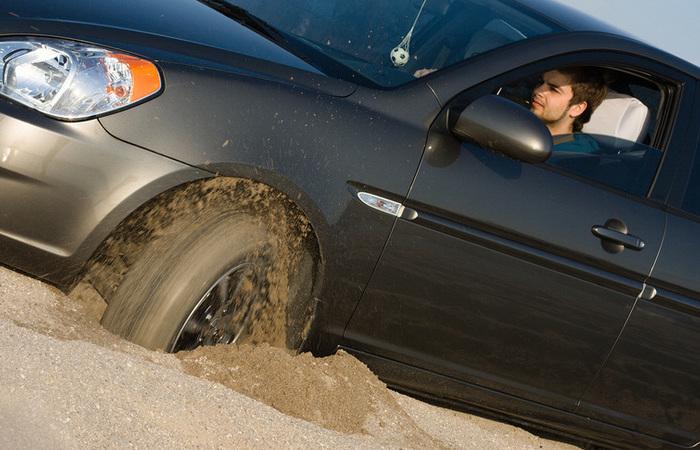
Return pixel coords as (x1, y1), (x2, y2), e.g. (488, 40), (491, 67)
(0, 38), (162, 120)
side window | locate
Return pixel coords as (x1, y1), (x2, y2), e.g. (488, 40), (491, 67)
(495, 69), (667, 197)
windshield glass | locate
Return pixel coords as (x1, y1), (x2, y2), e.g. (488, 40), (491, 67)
(222, 0), (566, 88)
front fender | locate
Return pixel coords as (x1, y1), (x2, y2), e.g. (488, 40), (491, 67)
(0, 100), (211, 286)
(98, 62), (435, 350)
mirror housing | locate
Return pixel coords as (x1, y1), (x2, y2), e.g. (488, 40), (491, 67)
(449, 95), (553, 164)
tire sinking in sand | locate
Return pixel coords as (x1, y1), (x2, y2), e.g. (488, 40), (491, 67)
(100, 203), (316, 353)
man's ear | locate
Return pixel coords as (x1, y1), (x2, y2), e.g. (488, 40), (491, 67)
(569, 101), (588, 118)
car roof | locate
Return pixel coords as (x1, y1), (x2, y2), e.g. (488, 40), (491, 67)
(516, 0), (700, 76)
(515, 0), (636, 36)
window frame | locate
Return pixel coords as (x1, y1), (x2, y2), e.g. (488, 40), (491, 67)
(666, 80), (700, 218)
(448, 51), (694, 204)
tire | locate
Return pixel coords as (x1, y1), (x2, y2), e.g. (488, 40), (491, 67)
(100, 209), (315, 353)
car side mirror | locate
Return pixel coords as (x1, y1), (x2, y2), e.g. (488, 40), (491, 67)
(448, 95), (553, 164)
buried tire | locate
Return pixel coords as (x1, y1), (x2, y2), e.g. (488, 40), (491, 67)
(100, 209), (316, 353)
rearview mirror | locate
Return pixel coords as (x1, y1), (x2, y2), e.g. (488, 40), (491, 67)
(449, 95), (553, 164)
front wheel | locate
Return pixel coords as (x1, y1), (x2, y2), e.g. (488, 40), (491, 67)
(100, 209), (315, 353)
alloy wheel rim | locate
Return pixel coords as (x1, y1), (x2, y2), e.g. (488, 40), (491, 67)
(173, 262), (261, 352)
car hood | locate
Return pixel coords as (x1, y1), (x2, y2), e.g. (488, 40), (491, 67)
(0, 0), (356, 96)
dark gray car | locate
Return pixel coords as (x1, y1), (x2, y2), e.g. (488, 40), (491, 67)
(1, 0), (699, 447)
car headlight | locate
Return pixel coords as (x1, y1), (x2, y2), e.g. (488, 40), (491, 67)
(0, 37), (162, 120)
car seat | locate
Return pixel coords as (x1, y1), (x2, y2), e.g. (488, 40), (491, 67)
(582, 90), (650, 143)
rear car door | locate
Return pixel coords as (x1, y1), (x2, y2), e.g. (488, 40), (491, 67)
(343, 54), (691, 415)
(574, 82), (700, 447)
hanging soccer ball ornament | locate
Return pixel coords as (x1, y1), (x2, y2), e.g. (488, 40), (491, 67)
(389, 0), (427, 67)
(390, 46), (409, 66)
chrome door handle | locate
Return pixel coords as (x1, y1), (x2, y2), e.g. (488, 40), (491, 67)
(591, 218), (645, 253)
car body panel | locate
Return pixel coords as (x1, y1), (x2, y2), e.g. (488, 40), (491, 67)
(0, 0), (699, 447)
(345, 347), (675, 449)
(0, 100), (210, 285)
(343, 124), (666, 410)
(575, 291), (700, 446)
(97, 62), (439, 347)
(342, 31), (699, 448)
(573, 94), (700, 446)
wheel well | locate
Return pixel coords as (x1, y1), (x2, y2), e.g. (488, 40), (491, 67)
(83, 177), (320, 303)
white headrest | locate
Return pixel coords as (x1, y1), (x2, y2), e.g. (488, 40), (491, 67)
(583, 90), (650, 143)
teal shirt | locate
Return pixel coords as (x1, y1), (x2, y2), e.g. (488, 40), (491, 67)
(553, 133), (599, 153)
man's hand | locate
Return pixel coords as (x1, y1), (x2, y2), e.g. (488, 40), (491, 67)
(414, 68), (437, 78)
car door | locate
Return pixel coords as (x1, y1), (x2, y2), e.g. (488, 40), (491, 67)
(342, 55), (689, 414)
(574, 82), (700, 447)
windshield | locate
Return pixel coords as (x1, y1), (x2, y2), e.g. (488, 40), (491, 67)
(219, 0), (566, 88)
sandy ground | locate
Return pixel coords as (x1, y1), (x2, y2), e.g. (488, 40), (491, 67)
(0, 266), (582, 449)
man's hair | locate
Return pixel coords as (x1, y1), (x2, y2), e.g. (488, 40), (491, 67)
(559, 66), (608, 132)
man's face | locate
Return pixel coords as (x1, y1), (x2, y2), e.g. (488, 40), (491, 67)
(530, 70), (578, 133)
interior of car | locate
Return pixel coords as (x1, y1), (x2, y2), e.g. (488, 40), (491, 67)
(494, 68), (666, 196)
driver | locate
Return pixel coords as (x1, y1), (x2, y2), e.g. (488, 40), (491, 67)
(415, 65), (608, 153)
(529, 67), (608, 153)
